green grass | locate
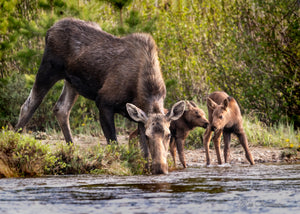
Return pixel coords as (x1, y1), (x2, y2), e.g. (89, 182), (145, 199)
(0, 127), (145, 178)
(243, 116), (300, 148)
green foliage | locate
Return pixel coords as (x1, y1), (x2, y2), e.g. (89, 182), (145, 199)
(0, 0), (299, 134)
(0, 128), (145, 177)
(0, 128), (56, 177)
(0, 74), (29, 127)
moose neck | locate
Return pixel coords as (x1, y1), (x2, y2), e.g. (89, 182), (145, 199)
(132, 34), (166, 114)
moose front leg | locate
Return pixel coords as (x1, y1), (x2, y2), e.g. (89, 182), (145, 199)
(138, 123), (151, 172)
(212, 129), (223, 165)
(97, 102), (117, 144)
(203, 126), (213, 165)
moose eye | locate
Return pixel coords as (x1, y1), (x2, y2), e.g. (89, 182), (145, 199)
(219, 115), (223, 119)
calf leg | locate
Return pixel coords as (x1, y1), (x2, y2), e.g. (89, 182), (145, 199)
(212, 129), (223, 165)
(223, 132), (231, 163)
(15, 60), (63, 131)
(169, 137), (177, 166)
(237, 130), (255, 165)
(203, 126), (213, 165)
(53, 81), (78, 144)
(176, 138), (187, 168)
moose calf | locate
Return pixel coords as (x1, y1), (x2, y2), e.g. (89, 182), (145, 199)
(130, 101), (209, 168)
(203, 91), (255, 166)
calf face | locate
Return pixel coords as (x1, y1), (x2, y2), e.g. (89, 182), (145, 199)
(126, 101), (185, 174)
(207, 97), (232, 131)
(185, 101), (209, 128)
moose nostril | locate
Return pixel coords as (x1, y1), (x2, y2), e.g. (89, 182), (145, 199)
(211, 126), (216, 131)
(204, 123), (209, 128)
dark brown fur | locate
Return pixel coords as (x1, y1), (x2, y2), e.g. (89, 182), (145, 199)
(15, 18), (184, 174)
(129, 101), (209, 168)
(203, 91), (255, 165)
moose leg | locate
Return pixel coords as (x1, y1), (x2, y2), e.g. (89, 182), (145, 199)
(176, 138), (187, 168)
(212, 129), (223, 165)
(237, 130), (255, 165)
(97, 104), (117, 144)
(203, 126), (213, 165)
(138, 123), (150, 171)
(169, 137), (177, 167)
(53, 81), (78, 144)
(15, 60), (62, 131)
(223, 131), (231, 163)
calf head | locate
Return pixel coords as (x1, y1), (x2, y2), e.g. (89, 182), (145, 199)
(126, 101), (186, 174)
(184, 101), (209, 128)
(207, 97), (233, 131)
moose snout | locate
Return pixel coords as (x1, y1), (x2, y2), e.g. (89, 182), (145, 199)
(203, 122), (209, 129)
(211, 125), (216, 131)
(152, 163), (168, 175)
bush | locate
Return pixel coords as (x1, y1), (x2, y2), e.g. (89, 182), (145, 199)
(0, 128), (146, 178)
(0, 128), (56, 177)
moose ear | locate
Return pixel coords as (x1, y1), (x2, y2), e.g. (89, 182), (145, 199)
(223, 97), (231, 110)
(126, 103), (148, 123)
(207, 97), (218, 110)
(189, 101), (198, 108)
(167, 101), (186, 121)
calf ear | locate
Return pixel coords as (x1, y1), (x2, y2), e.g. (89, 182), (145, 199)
(189, 101), (198, 108)
(167, 101), (186, 121)
(223, 97), (231, 110)
(207, 97), (218, 110)
(126, 103), (148, 123)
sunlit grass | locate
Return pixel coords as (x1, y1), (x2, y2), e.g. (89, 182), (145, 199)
(0, 128), (145, 178)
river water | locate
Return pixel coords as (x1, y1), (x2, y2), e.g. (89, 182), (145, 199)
(0, 163), (299, 214)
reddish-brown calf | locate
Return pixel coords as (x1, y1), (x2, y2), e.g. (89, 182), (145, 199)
(203, 91), (255, 166)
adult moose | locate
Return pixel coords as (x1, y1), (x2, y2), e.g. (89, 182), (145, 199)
(15, 18), (185, 174)
(203, 91), (255, 166)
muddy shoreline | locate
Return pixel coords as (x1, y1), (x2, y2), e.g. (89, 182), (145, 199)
(41, 133), (299, 167)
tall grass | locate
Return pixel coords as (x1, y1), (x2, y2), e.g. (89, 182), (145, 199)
(243, 116), (300, 148)
(0, 128), (145, 178)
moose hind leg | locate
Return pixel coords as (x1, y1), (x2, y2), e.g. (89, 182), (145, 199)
(15, 62), (62, 131)
(237, 131), (255, 165)
(53, 81), (78, 144)
(223, 132), (231, 163)
(169, 137), (177, 167)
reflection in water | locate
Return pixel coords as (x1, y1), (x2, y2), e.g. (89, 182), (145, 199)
(0, 163), (300, 214)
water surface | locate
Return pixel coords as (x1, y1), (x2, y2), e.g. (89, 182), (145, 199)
(1, 163), (299, 214)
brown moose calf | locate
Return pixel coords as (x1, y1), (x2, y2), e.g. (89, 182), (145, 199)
(203, 91), (255, 166)
(130, 101), (209, 168)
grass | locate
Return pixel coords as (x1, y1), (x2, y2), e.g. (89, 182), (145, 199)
(0, 127), (146, 178)
(243, 116), (300, 148)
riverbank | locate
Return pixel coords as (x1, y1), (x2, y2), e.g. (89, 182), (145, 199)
(1, 130), (299, 178)
(42, 133), (300, 167)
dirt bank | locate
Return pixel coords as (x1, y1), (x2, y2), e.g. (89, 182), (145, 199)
(40, 133), (299, 167)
